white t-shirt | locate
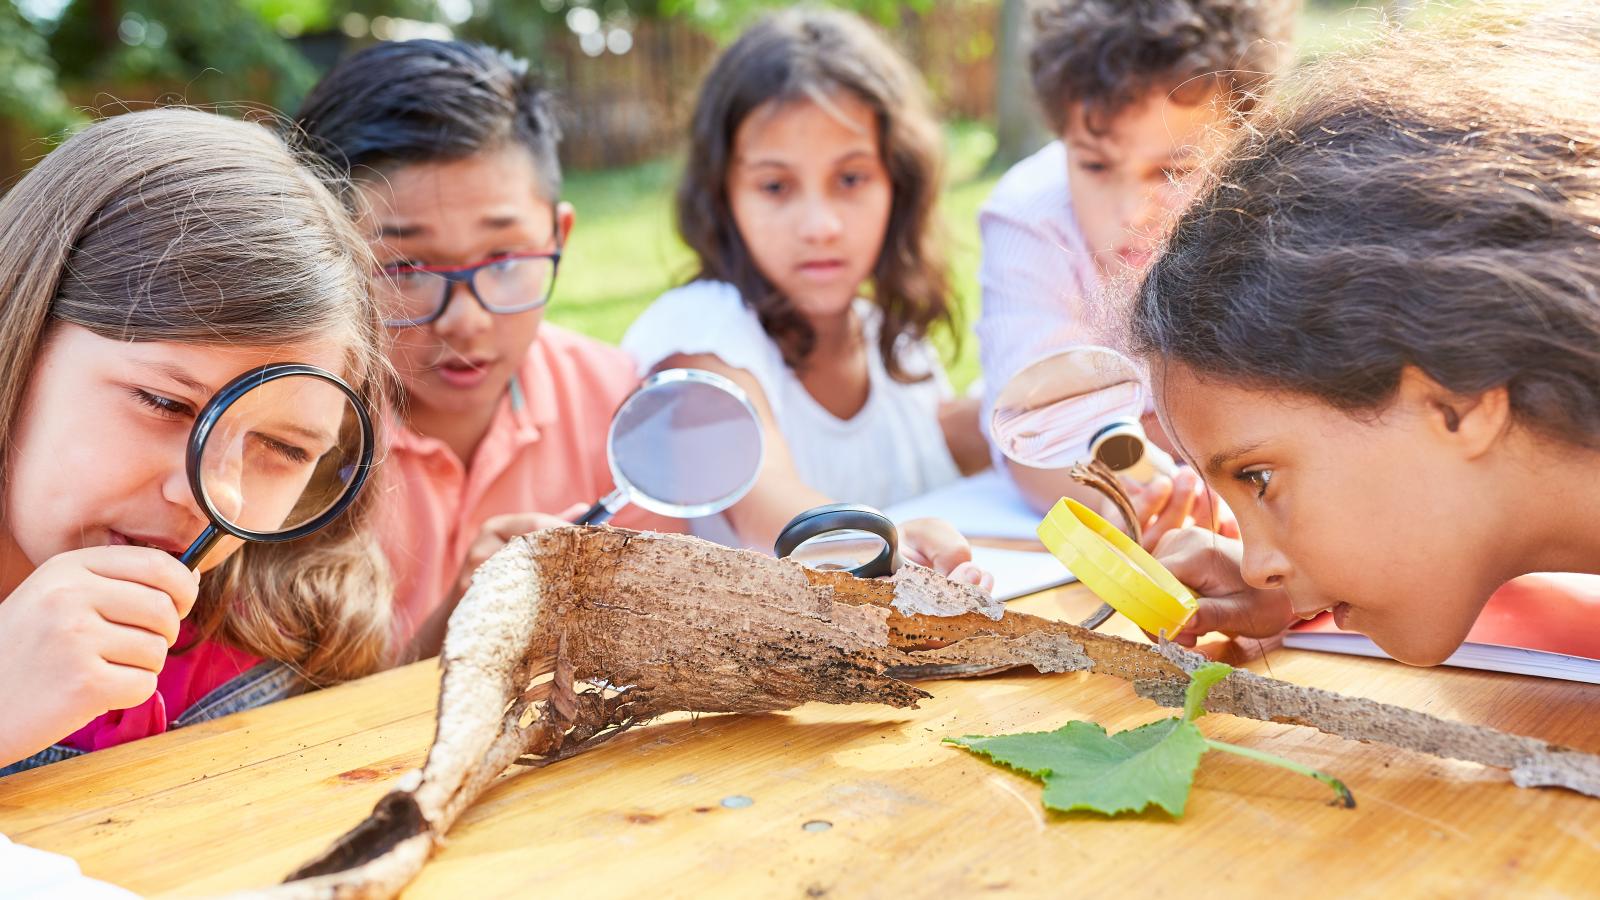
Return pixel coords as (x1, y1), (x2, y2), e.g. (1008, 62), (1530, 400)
(623, 280), (961, 546)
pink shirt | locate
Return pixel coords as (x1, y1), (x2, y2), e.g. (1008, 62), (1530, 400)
(379, 325), (679, 641)
(62, 623), (259, 752)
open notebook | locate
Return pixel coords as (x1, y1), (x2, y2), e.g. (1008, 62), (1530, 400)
(1284, 573), (1600, 685)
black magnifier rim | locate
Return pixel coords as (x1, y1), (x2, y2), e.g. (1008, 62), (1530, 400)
(186, 363), (375, 544)
(774, 502), (899, 579)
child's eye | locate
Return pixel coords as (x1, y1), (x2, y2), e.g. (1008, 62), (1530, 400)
(1236, 467), (1274, 499)
(130, 388), (195, 420)
(839, 171), (870, 189)
(1077, 160), (1110, 175)
(758, 180), (788, 197)
(251, 433), (313, 467)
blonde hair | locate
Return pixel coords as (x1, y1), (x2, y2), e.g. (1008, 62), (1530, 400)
(0, 109), (394, 684)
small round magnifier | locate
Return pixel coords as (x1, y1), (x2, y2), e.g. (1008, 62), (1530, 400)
(575, 368), (764, 525)
(775, 503), (899, 579)
(990, 346), (1175, 481)
(179, 364), (375, 569)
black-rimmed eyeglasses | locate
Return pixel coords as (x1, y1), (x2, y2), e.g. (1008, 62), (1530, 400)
(376, 249), (562, 328)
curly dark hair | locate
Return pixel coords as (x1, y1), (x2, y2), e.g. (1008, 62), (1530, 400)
(295, 39), (562, 200)
(1030, 0), (1298, 135)
(676, 7), (952, 383)
(1131, 6), (1600, 449)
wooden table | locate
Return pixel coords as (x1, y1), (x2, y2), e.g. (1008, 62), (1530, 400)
(2, 583), (1597, 898)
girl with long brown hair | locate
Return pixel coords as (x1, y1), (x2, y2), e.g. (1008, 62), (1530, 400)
(0, 109), (394, 774)
(624, 8), (990, 585)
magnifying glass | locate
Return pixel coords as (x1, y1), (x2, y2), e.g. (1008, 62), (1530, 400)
(774, 503), (899, 578)
(575, 368), (764, 525)
(1037, 498), (1198, 638)
(990, 346), (1175, 482)
(179, 364), (375, 569)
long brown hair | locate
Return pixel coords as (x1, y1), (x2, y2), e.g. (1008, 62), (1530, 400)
(1131, 3), (1600, 448)
(676, 7), (952, 383)
(0, 109), (394, 684)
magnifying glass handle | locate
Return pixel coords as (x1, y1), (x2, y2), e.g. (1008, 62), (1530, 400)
(179, 524), (222, 571)
(574, 488), (628, 526)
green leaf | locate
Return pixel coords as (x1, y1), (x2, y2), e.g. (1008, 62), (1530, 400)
(947, 717), (1209, 817)
(1182, 662), (1234, 723)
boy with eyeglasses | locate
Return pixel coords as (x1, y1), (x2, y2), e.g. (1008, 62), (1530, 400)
(297, 39), (677, 658)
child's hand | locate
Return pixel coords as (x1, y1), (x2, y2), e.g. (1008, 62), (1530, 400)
(0, 547), (199, 766)
(452, 505), (586, 600)
(899, 517), (996, 593)
(1128, 468), (1239, 551)
(1150, 528), (1296, 646)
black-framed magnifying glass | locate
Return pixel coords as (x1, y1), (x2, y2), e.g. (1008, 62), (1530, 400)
(775, 503), (900, 579)
(178, 364), (375, 569)
(575, 368), (765, 525)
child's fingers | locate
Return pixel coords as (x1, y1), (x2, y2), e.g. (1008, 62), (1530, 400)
(947, 561), (994, 593)
(484, 512), (565, 542)
(95, 620), (171, 674)
(1141, 469), (1200, 550)
(74, 546), (199, 619)
(92, 583), (183, 647)
(1185, 594), (1291, 640)
(93, 662), (161, 713)
(1127, 475), (1175, 526)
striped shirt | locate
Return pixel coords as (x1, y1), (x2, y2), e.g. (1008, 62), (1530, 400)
(975, 141), (1102, 465)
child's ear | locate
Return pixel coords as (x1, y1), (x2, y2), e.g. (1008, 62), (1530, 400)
(557, 201), (576, 245)
(1397, 365), (1510, 459)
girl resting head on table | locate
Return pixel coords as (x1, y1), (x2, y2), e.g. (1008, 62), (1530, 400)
(1136, 6), (1600, 666)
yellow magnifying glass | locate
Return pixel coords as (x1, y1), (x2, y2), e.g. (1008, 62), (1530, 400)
(1037, 498), (1198, 638)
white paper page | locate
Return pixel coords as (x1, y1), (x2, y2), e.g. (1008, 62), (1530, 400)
(970, 545), (1077, 602)
(883, 470), (1042, 541)
(0, 834), (140, 899)
(1281, 632), (1600, 686)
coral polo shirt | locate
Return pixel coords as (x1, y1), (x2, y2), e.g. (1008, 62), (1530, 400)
(378, 325), (679, 641)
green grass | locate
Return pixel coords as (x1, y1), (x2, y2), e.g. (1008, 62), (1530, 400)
(548, 119), (1001, 392)
(545, 2), (1431, 393)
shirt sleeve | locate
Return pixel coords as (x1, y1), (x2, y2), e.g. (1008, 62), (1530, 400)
(975, 192), (1096, 467)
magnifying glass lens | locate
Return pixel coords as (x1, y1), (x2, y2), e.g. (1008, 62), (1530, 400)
(990, 347), (1149, 470)
(609, 378), (763, 513)
(787, 529), (891, 572)
(197, 374), (366, 536)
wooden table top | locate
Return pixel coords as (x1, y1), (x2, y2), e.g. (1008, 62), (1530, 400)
(2, 583), (1597, 898)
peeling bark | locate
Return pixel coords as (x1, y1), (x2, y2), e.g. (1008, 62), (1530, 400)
(239, 527), (1600, 899)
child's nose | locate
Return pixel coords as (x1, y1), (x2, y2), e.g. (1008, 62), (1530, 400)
(163, 463), (210, 529)
(1240, 537), (1291, 592)
(797, 197), (844, 242)
(432, 281), (491, 339)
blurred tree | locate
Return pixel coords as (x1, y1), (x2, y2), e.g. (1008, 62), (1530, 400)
(989, 0), (1044, 170)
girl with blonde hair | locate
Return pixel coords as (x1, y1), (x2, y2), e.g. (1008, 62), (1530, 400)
(0, 108), (394, 774)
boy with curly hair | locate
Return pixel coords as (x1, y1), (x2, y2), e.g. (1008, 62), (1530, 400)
(978, 0), (1298, 522)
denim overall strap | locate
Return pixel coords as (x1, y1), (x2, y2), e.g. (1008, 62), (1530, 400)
(0, 744), (86, 779)
(0, 662), (304, 779)
(172, 661), (304, 727)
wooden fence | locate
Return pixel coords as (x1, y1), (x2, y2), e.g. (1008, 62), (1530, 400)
(549, 4), (1000, 169)
(1, 3), (1000, 182)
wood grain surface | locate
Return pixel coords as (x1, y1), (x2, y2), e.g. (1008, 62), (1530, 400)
(2, 584), (1596, 899)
